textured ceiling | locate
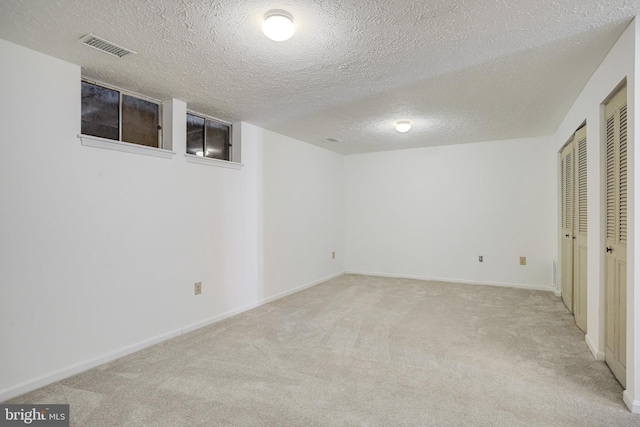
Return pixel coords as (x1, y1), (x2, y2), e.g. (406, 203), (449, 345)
(0, 0), (638, 154)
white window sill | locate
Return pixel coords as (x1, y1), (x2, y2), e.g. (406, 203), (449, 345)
(185, 154), (243, 169)
(78, 134), (176, 159)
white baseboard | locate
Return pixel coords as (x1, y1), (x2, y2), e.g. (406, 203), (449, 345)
(344, 271), (556, 293)
(0, 329), (183, 403)
(0, 271), (344, 403)
(623, 390), (640, 414)
(585, 334), (605, 361)
(263, 271), (344, 304)
(180, 271), (344, 335)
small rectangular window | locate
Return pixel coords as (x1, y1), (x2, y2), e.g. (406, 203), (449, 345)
(186, 114), (205, 155)
(206, 120), (230, 161)
(81, 80), (161, 148)
(186, 112), (231, 161)
(122, 95), (160, 147)
(81, 82), (119, 140)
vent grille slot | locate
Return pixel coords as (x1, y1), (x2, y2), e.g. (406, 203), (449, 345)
(606, 114), (616, 240)
(577, 136), (587, 234)
(619, 104), (627, 244)
(564, 152), (573, 230)
(79, 34), (136, 58)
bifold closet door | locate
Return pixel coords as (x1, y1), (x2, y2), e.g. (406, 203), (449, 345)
(604, 85), (627, 388)
(573, 126), (587, 333)
(560, 139), (574, 313)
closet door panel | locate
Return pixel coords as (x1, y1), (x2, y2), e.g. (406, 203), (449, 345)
(604, 85), (627, 388)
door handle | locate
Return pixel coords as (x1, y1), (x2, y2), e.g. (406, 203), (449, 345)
(565, 234), (570, 238)
(606, 246), (613, 253)
(572, 236), (576, 240)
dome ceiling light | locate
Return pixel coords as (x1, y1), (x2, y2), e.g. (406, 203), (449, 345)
(395, 121), (412, 133)
(262, 10), (295, 41)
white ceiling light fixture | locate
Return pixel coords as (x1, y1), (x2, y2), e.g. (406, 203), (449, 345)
(262, 9), (295, 41)
(395, 121), (412, 133)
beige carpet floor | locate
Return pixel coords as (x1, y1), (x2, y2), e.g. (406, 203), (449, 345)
(7, 274), (639, 426)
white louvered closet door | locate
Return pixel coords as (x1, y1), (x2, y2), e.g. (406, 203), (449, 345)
(572, 125), (588, 333)
(560, 139), (574, 313)
(604, 85), (627, 388)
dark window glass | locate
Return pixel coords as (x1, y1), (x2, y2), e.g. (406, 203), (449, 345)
(81, 82), (119, 140)
(186, 113), (231, 161)
(122, 95), (159, 148)
(205, 120), (230, 160)
(186, 114), (205, 156)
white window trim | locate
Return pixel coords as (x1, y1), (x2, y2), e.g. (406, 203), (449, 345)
(184, 153), (242, 169)
(78, 134), (176, 159)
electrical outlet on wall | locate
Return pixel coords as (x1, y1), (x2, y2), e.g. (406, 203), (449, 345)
(195, 282), (202, 295)
(479, 256), (483, 262)
(520, 257), (526, 266)
(332, 251), (336, 259)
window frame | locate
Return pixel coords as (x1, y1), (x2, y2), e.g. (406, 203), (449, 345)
(80, 78), (165, 150)
(186, 110), (233, 163)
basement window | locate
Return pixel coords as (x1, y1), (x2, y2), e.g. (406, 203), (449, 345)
(80, 80), (167, 155)
(186, 112), (231, 162)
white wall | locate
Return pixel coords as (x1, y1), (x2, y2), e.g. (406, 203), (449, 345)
(0, 39), (344, 401)
(243, 124), (345, 298)
(551, 19), (639, 412)
(345, 136), (557, 290)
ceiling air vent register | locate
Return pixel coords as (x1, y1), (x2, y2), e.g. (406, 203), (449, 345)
(78, 34), (136, 58)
